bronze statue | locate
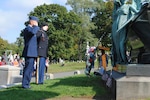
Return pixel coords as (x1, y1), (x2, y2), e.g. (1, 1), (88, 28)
(111, 0), (150, 66)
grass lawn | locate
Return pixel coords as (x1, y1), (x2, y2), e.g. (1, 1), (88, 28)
(0, 62), (149, 100)
(0, 62), (108, 100)
(0, 74), (110, 100)
(48, 62), (85, 73)
(48, 61), (99, 73)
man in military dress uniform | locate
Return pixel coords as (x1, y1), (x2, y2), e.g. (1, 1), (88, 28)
(22, 16), (40, 89)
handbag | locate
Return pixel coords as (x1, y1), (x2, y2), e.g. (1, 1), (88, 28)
(102, 71), (108, 81)
(106, 71), (112, 87)
(106, 77), (112, 87)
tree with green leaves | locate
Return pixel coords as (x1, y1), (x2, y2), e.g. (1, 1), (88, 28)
(0, 37), (9, 55)
(92, 0), (113, 47)
(22, 4), (82, 61)
(67, 0), (99, 60)
(14, 36), (24, 55)
(0, 37), (19, 55)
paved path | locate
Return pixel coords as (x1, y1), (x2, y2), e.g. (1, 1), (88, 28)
(53, 69), (85, 79)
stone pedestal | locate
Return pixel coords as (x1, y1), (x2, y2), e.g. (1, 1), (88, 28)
(116, 76), (150, 100)
(0, 65), (21, 85)
(115, 64), (150, 100)
(74, 70), (81, 75)
(45, 73), (54, 79)
(126, 64), (150, 76)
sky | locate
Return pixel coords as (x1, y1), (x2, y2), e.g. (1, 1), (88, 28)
(0, 0), (70, 43)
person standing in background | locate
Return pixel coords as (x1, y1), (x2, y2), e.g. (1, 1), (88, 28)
(2, 52), (7, 64)
(19, 58), (25, 75)
(99, 50), (109, 70)
(86, 48), (96, 76)
(22, 16), (40, 89)
(45, 57), (50, 73)
(37, 22), (49, 84)
(0, 58), (6, 66)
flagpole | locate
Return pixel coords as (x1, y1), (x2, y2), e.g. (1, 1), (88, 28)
(36, 57), (39, 84)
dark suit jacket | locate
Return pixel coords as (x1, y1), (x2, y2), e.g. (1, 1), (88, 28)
(22, 25), (40, 57)
(37, 29), (49, 58)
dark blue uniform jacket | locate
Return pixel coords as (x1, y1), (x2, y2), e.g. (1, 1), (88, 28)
(22, 25), (40, 57)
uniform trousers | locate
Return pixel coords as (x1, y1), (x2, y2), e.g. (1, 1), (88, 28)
(22, 57), (35, 88)
(38, 57), (46, 84)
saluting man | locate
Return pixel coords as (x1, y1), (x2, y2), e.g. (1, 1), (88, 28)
(37, 22), (49, 84)
(22, 16), (40, 89)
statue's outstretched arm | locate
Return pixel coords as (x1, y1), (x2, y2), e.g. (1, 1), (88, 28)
(129, 6), (139, 13)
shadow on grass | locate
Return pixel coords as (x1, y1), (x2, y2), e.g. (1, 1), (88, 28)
(0, 86), (59, 100)
(0, 75), (114, 100)
(47, 75), (113, 100)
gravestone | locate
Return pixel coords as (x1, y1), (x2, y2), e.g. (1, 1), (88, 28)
(0, 65), (21, 85)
